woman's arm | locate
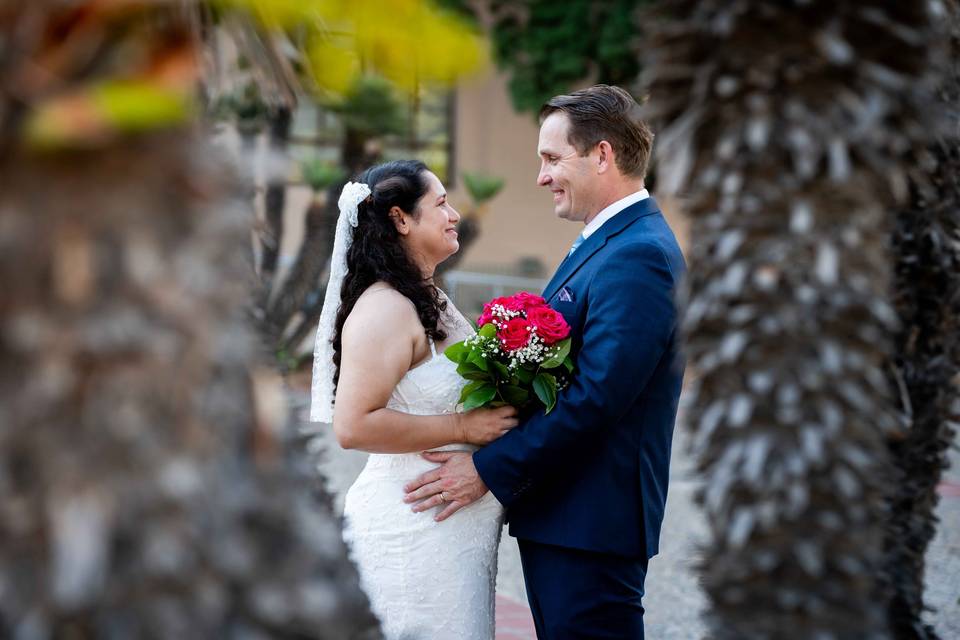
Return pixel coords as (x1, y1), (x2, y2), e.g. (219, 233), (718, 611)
(333, 289), (516, 453)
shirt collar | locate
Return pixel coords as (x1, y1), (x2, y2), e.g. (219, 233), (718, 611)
(580, 189), (650, 240)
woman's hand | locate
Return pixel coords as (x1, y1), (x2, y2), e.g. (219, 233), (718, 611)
(456, 405), (519, 445)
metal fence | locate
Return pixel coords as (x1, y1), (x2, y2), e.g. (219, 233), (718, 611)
(442, 270), (549, 318)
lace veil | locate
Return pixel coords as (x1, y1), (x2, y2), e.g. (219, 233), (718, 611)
(310, 181), (371, 423)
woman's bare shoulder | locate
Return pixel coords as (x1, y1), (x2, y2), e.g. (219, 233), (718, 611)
(344, 284), (419, 337)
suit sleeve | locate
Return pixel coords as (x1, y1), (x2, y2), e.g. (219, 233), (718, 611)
(473, 240), (680, 508)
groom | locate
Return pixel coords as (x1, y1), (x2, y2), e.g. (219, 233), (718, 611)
(404, 85), (686, 639)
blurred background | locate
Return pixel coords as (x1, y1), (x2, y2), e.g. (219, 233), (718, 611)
(207, 0), (690, 378)
(1, 1), (957, 639)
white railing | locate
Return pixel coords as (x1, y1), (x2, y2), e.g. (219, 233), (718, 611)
(442, 270), (549, 316)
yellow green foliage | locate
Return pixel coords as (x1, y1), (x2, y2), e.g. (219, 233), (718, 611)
(17, 0), (486, 151)
(225, 0), (488, 94)
(26, 80), (193, 149)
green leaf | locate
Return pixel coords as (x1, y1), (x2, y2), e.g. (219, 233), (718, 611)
(515, 366), (535, 384)
(458, 380), (487, 404)
(492, 360), (511, 380)
(300, 159), (346, 192)
(500, 384), (529, 406)
(457, 360), (491, 382)
(478, 322), (497, 338)
(326, 75), (407, 136)
(539, 338), (572, 369)
(467, 350), (489, 371)
(563, 356), (575, 373)
(533, 372), (558, 413)
(444, 341), (470, 363)
(462, 172), (505, 205)
(463, 384), (497, 410)
(457, 360), (482, 374)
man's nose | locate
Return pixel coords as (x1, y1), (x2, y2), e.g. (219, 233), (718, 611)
(537, 169), (551, 187)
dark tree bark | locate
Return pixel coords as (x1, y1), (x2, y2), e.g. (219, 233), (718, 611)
(0, 3), (381, 637)
(884, 5), (960, 637)
(642, 1), (943, 637)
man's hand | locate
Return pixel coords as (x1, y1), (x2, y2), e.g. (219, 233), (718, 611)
(403, 451), (489, 521)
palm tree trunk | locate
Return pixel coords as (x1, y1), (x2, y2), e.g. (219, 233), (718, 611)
(642, 1), (943, 637)
(884, 6), (960, 637)
(0, 3), (381, 637)
(0, 131), (381, 640)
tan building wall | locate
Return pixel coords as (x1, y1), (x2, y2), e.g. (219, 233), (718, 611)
(447, 71), (576, 277)
(272, 68), (689, 290)
(447, 69), (689, 277)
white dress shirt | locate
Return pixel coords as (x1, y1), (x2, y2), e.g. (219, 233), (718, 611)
(581, 188), (650, 240)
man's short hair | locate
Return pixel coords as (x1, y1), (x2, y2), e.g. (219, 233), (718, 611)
(540, 85), (653, 179)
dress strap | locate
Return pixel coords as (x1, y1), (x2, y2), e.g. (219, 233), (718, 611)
(428, 337), (438, 357)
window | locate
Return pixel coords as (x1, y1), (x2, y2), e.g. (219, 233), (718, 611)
(287, 86), (455, 185)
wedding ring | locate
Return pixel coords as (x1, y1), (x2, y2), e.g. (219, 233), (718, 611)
(439, 492), (447, 503)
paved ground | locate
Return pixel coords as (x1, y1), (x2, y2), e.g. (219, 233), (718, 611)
(495, 594), (537, 640)
(301, 393), (959, 638)
(926, 449), (960, 639)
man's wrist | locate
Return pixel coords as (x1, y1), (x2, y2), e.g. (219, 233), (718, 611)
(468, 455), (487, 490)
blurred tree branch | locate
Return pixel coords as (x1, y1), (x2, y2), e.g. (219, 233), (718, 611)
(443, 0), (650, 114)
(199, 1), (488, 371)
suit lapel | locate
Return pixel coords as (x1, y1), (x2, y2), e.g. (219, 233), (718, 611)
(542, 197), (661, 302)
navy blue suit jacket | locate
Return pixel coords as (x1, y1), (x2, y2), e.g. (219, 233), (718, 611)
(473, 196), (685, 559)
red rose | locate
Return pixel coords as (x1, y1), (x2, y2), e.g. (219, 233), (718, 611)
(498, 318), (532, 351)
(477, 295), (525, 325)
(527, 306), (570, 344)
(477, 309), (496, 326)
(511, 291), (547, 312)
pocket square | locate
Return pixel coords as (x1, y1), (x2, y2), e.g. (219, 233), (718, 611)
(558, 286), (575, 302)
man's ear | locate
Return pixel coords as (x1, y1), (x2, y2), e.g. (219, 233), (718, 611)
(390, 205), (410, 235)
(596, 140), (614, 175)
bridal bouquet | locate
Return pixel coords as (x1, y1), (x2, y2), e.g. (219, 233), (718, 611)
(445, 292), (573, 414)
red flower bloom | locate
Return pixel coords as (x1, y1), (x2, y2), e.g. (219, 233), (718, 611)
(526, 306), (570, 344)
(477, 295), (525, 326)
(511, 291), (547, 312)
(498, 317), (532, 351)
(477, 310), (495, 327)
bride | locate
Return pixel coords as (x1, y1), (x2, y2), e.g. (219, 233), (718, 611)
(311, 160), (517, 639)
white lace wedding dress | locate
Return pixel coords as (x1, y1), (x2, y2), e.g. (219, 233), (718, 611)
(341, 301), (505, 640)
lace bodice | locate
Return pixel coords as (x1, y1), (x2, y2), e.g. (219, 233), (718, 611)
(340, 291), (504, 639)
(387, 339), (464, 417)
(375, 292), (477, 461)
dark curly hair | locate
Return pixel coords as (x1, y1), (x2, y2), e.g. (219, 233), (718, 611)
(332, 160), (447, 388)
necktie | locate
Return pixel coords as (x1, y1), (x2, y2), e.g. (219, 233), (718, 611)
(567, 233), (586, 256)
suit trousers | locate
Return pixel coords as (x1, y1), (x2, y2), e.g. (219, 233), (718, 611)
(518, 539), (648, 639)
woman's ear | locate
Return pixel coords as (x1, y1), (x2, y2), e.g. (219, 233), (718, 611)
(389, 205), (410, 235)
